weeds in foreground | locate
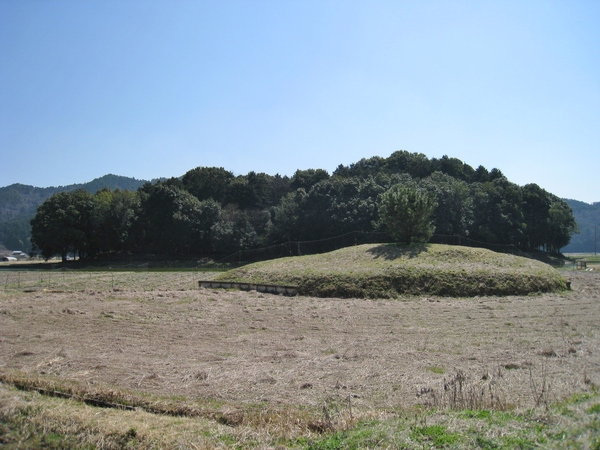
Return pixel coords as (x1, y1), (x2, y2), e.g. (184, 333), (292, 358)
(417, 369), (508, 411)
(529, 360), (553, 409)
(2, 366), (599, 449)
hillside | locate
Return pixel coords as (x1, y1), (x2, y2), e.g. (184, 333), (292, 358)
(562, 199), (600, 253)
(217, 243), (567, 297)
(0, 174), (149, 252)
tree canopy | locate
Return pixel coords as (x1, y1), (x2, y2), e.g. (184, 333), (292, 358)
(379, 184), (437, 244)
(30, 190), (95, 262)
(28, 153), (578, 261)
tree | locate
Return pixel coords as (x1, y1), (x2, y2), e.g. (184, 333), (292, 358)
(327, 177), (383, 234)
(224, 172), (278, 209)
(270, 189), (307, 242)
(135, 183), (208, 256)
(422, 172), (473, 236)
(30, 190), (95, 261)
(181, 167), (234, 203)
(290, 169), (330, 191)
(211, 204), (261, 254)
(547, 199), (578, 253)
(522, 183), (551, 250)
(469, 178), (524, 246)
(385, 151), (433, 178)
(92, 188), (140, 255)
(379, 184), (437, 244)
(430, 155), (476, 182)
(334, 156), (386, 179)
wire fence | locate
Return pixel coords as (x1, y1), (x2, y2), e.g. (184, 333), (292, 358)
(210, 232), (525, 266)
(208, 231), (384, 265)
(0, 232), (527, 290)
(0, 270), (203, 292)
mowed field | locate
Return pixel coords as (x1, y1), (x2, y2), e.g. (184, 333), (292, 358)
(0, 268), (599, 447)
(1, 269), (599, 407)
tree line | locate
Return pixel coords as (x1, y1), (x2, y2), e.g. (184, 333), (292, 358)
(0, 175), (150, 254)
(30, 151), (578, 262)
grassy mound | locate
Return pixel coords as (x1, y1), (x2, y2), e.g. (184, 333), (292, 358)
(216, 243), (567, 298)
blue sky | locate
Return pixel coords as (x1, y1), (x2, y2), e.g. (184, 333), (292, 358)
(1, 0), (598, 203)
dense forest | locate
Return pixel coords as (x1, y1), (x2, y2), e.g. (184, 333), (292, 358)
(21, 151), (580, 262)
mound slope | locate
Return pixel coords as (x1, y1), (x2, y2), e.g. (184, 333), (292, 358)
(217, 243), (567, 298)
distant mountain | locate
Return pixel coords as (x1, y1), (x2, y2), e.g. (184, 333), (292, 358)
(562, 199), (600, 253)
(0, 174), (150, 252)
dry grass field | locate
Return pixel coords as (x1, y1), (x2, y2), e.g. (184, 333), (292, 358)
(1, 267), (599, 448)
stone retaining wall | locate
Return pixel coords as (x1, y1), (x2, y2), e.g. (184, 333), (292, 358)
(199, 280), (298, 296)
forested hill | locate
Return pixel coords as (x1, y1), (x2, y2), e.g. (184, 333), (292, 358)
(0, 175), (150, 251)
(0, 151), (593, 257)
(0, 174), (148, 221)
(562, 199), (600, 253)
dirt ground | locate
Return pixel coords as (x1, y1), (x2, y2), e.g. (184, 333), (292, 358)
(1, 270), (599, 412)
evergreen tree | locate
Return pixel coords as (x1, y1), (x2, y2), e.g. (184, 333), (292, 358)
(379, 184), (437, 244)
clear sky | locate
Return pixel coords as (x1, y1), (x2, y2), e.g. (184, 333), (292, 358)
(1, 1), (598, 203)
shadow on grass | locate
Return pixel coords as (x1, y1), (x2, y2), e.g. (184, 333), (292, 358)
(366, 243), (429, 260)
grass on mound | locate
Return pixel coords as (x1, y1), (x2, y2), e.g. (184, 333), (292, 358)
(217, 243), (567, 298)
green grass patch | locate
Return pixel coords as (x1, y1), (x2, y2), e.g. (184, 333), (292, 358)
(411, 424), (461, 446)
(588, 404), (600, 414)
(217, 243), (567, 298)
(427, 366), (446, 374)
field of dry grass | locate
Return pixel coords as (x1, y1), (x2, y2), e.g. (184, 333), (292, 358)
(1, 267), (599, 448)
